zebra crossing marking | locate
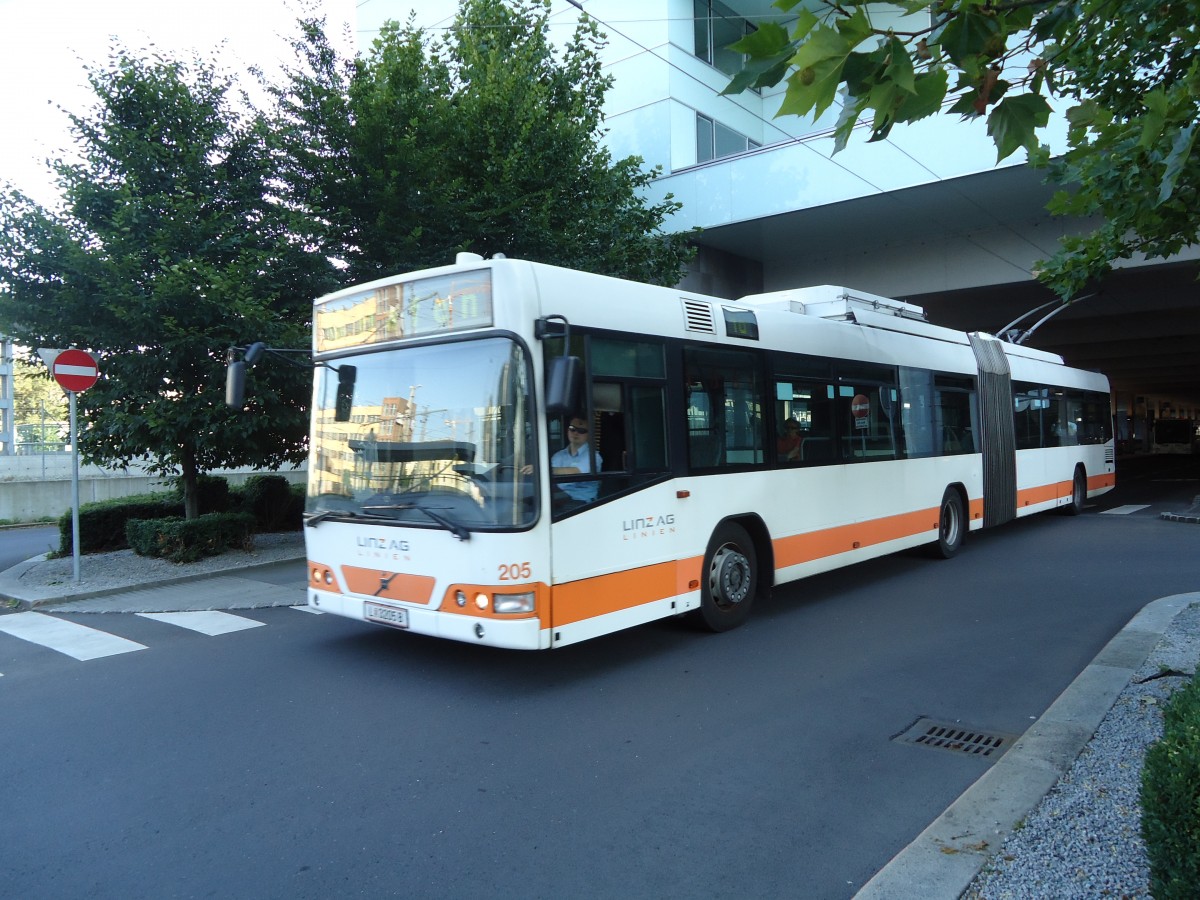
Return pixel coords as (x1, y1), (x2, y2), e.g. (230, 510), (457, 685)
(290, 604), (324, 614)
(136, 610), (265, 635)
(1100, 504), (1151, 515)
(0, 611), (147, 661)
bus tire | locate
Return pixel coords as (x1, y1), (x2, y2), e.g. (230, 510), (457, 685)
(930, 488), (965, 559)
(1060, 467), (1086, 516)
(698, 522), (757, 632)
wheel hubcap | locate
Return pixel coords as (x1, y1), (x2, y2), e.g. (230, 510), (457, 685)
(942, 501), (960, 545)
(710, 544), (751, 607)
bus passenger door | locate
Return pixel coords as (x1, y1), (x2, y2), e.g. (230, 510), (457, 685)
(546, 336), (680, 641)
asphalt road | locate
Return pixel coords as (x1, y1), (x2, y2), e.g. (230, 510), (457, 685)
(0, 522), (59, 571)
(1, 456), (1197, 899)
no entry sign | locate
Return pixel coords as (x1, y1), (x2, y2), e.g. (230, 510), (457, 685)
(52, 349), (99, 393)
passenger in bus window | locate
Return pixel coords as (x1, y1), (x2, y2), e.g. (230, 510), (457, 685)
(777, 419), (802, 461)
(552, 415), (602, 502)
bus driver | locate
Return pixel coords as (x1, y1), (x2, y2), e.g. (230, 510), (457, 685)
(551, 415), (602, 503)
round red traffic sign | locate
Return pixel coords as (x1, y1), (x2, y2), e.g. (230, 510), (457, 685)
(850, 393), (870, 424)
(52, 349), (99, 393)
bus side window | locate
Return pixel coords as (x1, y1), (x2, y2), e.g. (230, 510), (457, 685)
(775, 378), (835, 464)
(685, 346), (764, 469)
(836, 363), (900, 461)
(630, 387), (667, 470)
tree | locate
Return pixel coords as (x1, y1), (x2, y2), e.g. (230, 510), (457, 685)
(726, 1), (1200, 299)
(273, 0), (695, 287)
(0, 49), (337, 517)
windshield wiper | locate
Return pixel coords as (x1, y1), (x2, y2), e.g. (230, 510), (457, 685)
(361, 504), (471, 541)
(305, 508), (397, 529)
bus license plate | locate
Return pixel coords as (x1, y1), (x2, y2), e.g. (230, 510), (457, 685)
(364, 602), (409, 629)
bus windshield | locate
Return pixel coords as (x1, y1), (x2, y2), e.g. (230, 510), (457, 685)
(306, 336), (537, 531)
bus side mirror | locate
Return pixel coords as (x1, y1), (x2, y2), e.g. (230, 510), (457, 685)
(226, 360), (246, 407)
(334, 364), (357, 422)
(545, 355), (581, 416)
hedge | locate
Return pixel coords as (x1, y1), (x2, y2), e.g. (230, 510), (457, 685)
(1142, 673), (1200, 898)
(125, 511), (256, 564)
(58, 493), (183, 555)
(239, 474), (303, 532)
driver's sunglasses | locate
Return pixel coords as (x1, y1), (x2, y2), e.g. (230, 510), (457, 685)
(567, 425), (589, 434)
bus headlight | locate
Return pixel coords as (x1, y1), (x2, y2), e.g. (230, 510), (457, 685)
(493, 592), (535, 614)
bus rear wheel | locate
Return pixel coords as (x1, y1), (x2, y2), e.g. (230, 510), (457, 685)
(697, 522), (757, 632)
(1060, 467), (1086, 516)
(930, 488), (965, 559)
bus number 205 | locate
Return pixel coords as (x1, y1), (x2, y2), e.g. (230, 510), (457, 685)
(498, 562), (532, 581)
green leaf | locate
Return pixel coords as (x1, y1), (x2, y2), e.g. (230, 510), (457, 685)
(1158, 121), (1197, 206)
(729, 21), (790, 58)
(896, 68), (950, 123)
(778, 57), (846, 120)
(1031, 0), (1080, 42)
(832, 88), (865, 155)
(936, 9), (1003, 68)
(882, 36), (915, 94)
(987, 92), (1052, 161)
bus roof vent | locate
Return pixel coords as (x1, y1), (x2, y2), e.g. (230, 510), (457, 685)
(740, 285), (927, 323)
(681, 298), (717, 334)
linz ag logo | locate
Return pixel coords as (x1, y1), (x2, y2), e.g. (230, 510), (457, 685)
(356, 535), (411, 559)
(622, 513), (676, 541)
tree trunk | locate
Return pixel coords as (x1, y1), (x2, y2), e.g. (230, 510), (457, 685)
(180, 445), (200, 520)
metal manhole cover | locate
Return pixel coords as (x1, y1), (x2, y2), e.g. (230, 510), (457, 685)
(894, 717), (1018, 758)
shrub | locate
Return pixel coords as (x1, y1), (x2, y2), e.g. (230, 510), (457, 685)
(58, 493), (183, 555)
(125, 512), (255, 563)
(1142, 674), (1200, 898)
(240, 474), (300, 532)
(169, 474), (231, 514)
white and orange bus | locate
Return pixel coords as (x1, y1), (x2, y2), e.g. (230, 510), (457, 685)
(299, 255), (1114, 649)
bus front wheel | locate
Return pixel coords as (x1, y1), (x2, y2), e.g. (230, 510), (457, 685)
(698, 522), (757, 632)
(931, 488), (965, 559)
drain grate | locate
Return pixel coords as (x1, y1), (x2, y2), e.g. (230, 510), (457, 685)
(895, 717), (1018, 758)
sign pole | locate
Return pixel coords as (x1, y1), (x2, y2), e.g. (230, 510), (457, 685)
(70, 390), (80, 583)
(38, 348), (100, 584)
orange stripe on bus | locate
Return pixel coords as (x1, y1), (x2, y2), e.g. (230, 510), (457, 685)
(1017, 482), (1064, 507)
(1089, 473), (1115, 491)
(549, 475), (1108, 629)
(773, 507), (940, 568)
(552, 561), (682, 627)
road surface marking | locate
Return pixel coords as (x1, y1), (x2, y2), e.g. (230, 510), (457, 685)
(1100, 505), (1151, 515)
(290, 605), (325, 614)
(136, 611), (265, 635)
(0, 612), (147, 660)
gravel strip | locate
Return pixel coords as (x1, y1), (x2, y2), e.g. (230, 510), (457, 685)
(6, 532), (304, 604)
(963, 602), (1200, 899)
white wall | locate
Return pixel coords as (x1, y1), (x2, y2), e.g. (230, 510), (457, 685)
(0, 457), (306, 523)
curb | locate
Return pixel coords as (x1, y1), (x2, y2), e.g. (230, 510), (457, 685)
(854, 591), (1200, 899)
(1161, 494), (1200, 523)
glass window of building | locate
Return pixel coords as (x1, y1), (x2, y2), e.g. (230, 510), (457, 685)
(694, 0), (756, 77)
(696, 114), (761, 163)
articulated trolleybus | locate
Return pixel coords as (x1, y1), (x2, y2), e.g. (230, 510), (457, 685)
(303, 254), (1114, 649)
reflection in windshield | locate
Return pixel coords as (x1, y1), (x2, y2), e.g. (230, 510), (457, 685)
(307, 337), (537, 530)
